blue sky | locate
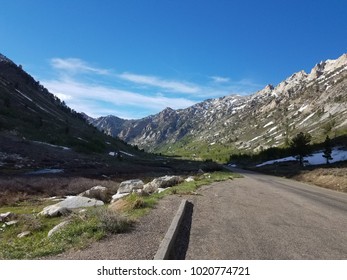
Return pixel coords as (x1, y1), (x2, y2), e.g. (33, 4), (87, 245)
(1, 0), (347, 119)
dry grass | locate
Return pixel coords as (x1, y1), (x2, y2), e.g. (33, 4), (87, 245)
(0, 176), (120, 206)
(293, 167), (347, 192)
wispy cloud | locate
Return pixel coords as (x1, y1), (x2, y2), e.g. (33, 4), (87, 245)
(40, 57), (263, 118)
(51, 58), (110, 75)
(42, 77), (195, 119)
(118, 72), (200, 94)
(210, 76), (231, 83)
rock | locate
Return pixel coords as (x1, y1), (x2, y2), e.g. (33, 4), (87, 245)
(79, 185), (111, 203)
(5, 220), (18, 226)
(111, 192), (130, 203)
(39, 196), (104, 217)
(143, 175), (183, 194)
(158, 187), (170, 193)
(48, 221), (70, 238)
(118, 179), (144, 194)
(185, 176), (195, 182)
(17, 231), (31, 238)
(0, 212), (15, 222)
(39, 205), (71, 217)
(57, 196), (104, 209)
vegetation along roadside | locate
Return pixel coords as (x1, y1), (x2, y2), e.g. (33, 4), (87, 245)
(0, 170), (238, 259)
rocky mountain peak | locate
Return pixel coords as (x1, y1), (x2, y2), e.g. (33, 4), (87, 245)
(308, 53), (347, 80)
(256, 84), (274, 95)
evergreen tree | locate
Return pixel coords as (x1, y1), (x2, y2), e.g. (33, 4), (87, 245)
(290, 132), (312, 166)
(322, 135), (333, 164)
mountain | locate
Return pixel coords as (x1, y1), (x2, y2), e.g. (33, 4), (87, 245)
(90, 54), (347, 162)
(1, 53), (220, 176)
(0, 53), (132, 154)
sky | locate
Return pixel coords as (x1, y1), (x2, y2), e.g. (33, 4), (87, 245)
(1, 0), (347, 119)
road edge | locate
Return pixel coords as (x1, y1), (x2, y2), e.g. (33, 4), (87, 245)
(153, 199), (187, 260)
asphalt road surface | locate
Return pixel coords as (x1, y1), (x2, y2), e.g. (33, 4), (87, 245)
(185, 169), (347, 259)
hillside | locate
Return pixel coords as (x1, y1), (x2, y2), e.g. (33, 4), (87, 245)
(90, 54), (347, 162)
(0, 53), (217, 177)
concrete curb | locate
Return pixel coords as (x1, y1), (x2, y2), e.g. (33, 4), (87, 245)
(153, 199), (187, 260)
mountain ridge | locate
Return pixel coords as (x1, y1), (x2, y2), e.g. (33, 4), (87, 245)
(89, 53), (347, 162)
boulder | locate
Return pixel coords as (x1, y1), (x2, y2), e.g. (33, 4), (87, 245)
(39, 205), (71, 217)
(111, 192), (130, 203)
(143, 175), (183, 194)
(117, 179), (144, 194)
(0, 212), (15, 222)
(39, 196), (104, 217)
(57, 196), (104, 209)
(79, 185), (111, 203)
(48, 221), (70, 238)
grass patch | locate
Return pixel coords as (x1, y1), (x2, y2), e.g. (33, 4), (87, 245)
(0, 170), (238, 259)
(0, 205), (133, 259)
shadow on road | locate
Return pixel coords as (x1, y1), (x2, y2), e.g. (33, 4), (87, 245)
(169, 201), (194, 260)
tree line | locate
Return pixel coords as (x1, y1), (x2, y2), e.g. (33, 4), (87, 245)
(229, 132), (334, 166)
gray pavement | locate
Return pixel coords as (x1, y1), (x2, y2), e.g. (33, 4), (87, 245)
(185, 169), (347, 259)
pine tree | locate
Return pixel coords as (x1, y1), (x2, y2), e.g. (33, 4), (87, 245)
(290, 132), (312, 166)
(322, 135), (333, 164)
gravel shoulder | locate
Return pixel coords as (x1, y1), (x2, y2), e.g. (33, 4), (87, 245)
(44, 195), (183, 260)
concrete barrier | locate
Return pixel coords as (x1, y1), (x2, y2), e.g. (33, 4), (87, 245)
(153, 199), (188, 260)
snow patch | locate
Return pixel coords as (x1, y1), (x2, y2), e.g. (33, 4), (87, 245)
(268, 126), (278, 133)
(256, 148), (347, 167)
(120, 151), (135, 157)
(298, 112), (315, 126)
(263, 121), (274, 128)
(16, 89), (33, 102)
(26, 169), (64, 175)
(33, 141), (70, 150)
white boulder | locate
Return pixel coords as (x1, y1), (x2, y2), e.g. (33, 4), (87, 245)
(117, 179), (144, 194)
(79, 185), (111, 203)
(39, 205), (71, 217)
(39, 196), (104, 217)
(58, 196), (104, 208)
(111, 192), (130, 203)
(143, 175), (183, 194)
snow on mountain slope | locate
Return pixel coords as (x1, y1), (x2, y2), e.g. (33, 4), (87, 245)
(90, 53), (347, 161)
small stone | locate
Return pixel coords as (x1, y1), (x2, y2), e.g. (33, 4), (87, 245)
(0, 212), (15, 222)
(5, 220), (18, 226)
(48, 221), (70, 238)
(17, 231), (31, 238)
(185, 176), (195, 182)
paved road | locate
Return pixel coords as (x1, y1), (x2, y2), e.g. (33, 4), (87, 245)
(185, 169), (347, 259)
